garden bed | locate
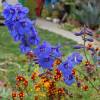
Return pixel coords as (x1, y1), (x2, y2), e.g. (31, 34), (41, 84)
(0, 25), (100, 99)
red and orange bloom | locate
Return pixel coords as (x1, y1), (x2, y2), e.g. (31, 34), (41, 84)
(12, 91), (17, 98)
(18, 91), (25, 99)
(53, 58), (62, 66)
(44, 81), (50, 88)
(34, 84), (41, 92)
(23, 80), (28, 87)
(54, 69), (62, 81)
(72, 69), (76, 76)
(31, 72), (38, 80)
(16, 75), (29, 89)
(48, 86), (57, 96)
(95, 47), (99, 51)
(57, 88), (65, 95)
(82, 85), (89, 91)
(16, 75), (25, 82)
(85, 61), (90, 66)
(87, 43), (92, 49)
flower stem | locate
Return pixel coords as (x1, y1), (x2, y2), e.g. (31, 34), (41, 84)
(83, 34), (88, 61)
(76, 68), (99, 93)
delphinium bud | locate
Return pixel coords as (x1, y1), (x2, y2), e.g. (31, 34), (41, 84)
(83, 38), (94, 42)
(73, 45), (85, 49)
(77, 82), (81, 88)
(74, 27), (93, 37)
(74, 32), (83, 36)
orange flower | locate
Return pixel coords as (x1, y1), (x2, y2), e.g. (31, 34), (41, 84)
(54, 69), (62, 81)
(82, 85), (89, 91)
(53, 58), (62, 66)
(72, 69), (76, 76)
(41, 76), (49, 83)
(95, 47), (99, 51)
(35, 84), (41, 92)
(44, 81), (50, 88)
(57, 88), (65, 94)
(18, 91), (24, 98)
(16, 75), (25, 82)
(85, 61), (90, 66)
(35, 96), (38, 100)
(87, 44), (92, 49)
(31, 72), (38, 80)
(48, 86), (57, 96)
(12, 91), (17, 98)
(23, 80), (28, 87)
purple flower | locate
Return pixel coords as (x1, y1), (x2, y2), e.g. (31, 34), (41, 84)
(85, 28), (93, 36)
(84, 38), (94, 42)
(74, 27), (93, 36)
(73, 45), (85, 49)
(74, 31), (83, 36)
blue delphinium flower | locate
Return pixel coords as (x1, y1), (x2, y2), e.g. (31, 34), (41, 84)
(20, 43), (31, 54)
(51, 44), (62, 58)
(19, 36), (31, 53)
(14, 4), (29, 19)
(2, 3), (40, 53)
(33, 42), (62, 69)
(64, 74), (75, 86)
(69, 52), (83, 65)
(2, 3), (16, 21)
(33, 41), (52, 57)
(38, 54), (54, 69)
(2, 2), (29, 21)
(58, 52), (83, 86)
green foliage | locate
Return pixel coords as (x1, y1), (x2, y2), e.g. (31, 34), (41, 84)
(61, 23), (77, 31)
(64, 0), (75, 3)
(0, 87), (11, 99)
(24, 0), (37, 20)
(0, 26), (76, 57)
(18, 0), (25, 5)
(74, 2), (100, 29)
(7, 65), (19, 87)
(52, 10), (60, 18)
(41, 7), (50, 18)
